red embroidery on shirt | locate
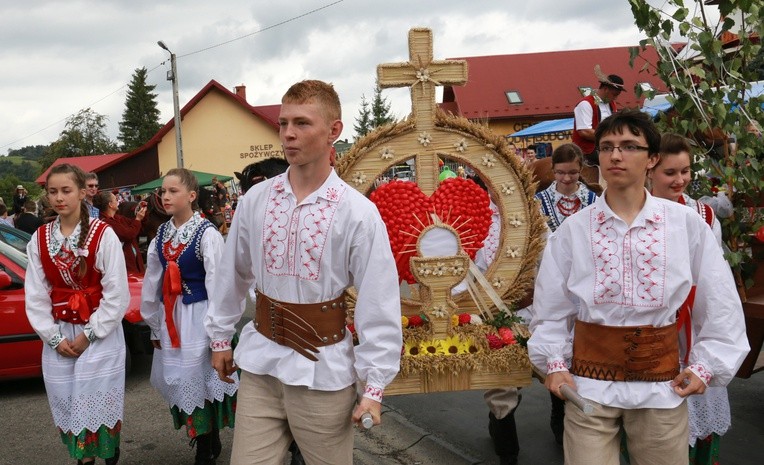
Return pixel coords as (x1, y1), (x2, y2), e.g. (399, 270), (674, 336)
(590, 207), (665, 307)
(263, 183), (347, 280)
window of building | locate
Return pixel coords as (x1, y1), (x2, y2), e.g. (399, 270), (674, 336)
(505, 90), (523, 104)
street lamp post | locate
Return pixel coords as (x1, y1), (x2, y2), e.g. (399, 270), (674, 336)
(158, 40), (184, 168)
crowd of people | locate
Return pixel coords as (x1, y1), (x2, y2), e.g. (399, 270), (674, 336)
(16, 73), (750, 465)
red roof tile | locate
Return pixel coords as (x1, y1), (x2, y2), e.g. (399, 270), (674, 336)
(444, 46), (669, 120)
(36, 153), (130, 184)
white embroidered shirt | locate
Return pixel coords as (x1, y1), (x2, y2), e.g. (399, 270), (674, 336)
(528, 191), (748, 409)
(204, 169), (402, 401)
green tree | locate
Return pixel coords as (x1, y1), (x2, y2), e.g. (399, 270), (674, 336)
(370, 84), (395, 128)
(7, 145), (48, 161)
(118, 67), (162, 152)
(629, 0), (764, 290)
(0, 176), (42, 209)
(745, 44), (764, 80)
(41, 108), (119, 170)
(353, 95), (372, 140)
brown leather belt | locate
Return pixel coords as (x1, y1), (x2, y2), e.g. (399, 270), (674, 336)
(254, 293), (348, 362)
(570, 319), (680, 382)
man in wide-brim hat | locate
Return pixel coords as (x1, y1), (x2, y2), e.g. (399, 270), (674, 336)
(572, 65), (626, 166)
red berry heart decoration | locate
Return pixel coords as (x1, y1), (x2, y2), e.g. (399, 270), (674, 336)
(370, 178), (491, 283)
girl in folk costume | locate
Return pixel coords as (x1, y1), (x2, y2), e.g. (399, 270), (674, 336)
(646, 133), (727, 465)
(141, 168), (237, 465)
(534, 143), (598, 233)
(533, 143), (599, 446)
(25, 164), (129, 465)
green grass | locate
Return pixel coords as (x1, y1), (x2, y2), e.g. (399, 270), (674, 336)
(2, 156), (41, 169)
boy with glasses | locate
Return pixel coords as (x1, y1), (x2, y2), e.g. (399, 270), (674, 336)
(528, 108), (748, 464)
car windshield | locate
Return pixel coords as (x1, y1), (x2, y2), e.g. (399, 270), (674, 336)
(0, 225), (31, 253)
(0, 240), (28, 269)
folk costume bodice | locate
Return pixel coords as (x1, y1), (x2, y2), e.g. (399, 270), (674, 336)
(156, 213), (215, 305)
(38, 217), (109, 324)
(156, 213), (214, 348)
(535, 181), (597, 232)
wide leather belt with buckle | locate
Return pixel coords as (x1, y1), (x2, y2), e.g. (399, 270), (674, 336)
(254, 293), (347, 362)
(570, 319), (680, 382)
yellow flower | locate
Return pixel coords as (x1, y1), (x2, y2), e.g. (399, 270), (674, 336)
(463, 338), (480, 354)
(401, 316), (409, 328)
(451, 315), (459, 327)
(438, 335), (463, 356)
(419, 340), (442, 356)
(404, 340), (421, 356)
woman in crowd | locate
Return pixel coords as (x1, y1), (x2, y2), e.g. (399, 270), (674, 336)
(93, 191), (147, 273)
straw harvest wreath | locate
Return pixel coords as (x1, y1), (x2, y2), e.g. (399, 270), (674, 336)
(335, 28), (546, 393)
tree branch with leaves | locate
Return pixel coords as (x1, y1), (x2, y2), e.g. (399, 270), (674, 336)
(629, 0), (764, 292)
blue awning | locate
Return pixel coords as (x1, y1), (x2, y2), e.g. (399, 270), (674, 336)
(510, 118), (574, 138)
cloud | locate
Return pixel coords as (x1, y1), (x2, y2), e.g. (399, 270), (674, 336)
(0, 0), (659, 152)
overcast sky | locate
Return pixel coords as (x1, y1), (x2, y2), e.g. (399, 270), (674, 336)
(0, 0), (701, 154)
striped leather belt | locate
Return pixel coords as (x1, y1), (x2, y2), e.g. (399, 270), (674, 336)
(254, 292), (348, 362)
(571, 319), (679, 382)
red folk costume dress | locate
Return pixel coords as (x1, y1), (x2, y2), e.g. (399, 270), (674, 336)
(677, 194), (729, 465)
(24, 217), (129, 461)
(140, 212), (237, 438)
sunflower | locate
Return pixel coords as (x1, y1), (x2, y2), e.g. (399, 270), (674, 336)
(419, 340), (442, 356)
(437, 335), (463, 356)
(463, 338), (480, 354)
(403, 340), (421, 356)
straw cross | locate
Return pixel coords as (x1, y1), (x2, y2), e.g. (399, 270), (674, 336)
(377, 28), (468, 194)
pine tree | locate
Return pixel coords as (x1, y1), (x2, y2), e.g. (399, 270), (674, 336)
(353, 95), (372, 140)
(118, 67), (162, 152)
(371, 84), (394, 128)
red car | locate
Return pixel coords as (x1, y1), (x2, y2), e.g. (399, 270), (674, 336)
(0, 240), (148, 381)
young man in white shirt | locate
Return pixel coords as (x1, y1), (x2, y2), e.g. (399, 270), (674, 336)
(205, 80), (402, 465)
(528, 108), (748, 465)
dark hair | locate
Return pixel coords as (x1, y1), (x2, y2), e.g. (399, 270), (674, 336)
(23, 199), (37, 212)
(599, 74), (625, 91)
(659, 132), (692, 156)
(282, 80), (341, 121)
(85, 172), (98, 182)
(0, 204), (7, 216)
(92, 191), (114, 212)
(551, 143), (584, 167)
(46, 164), (90, 278)
(595, 108), (661, 154)
(527, 144), (538, 151)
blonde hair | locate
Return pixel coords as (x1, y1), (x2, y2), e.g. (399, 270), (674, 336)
(282, 80), (341, 121)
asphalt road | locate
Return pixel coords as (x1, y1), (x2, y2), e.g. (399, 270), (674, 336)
(2, 350), (762, 465)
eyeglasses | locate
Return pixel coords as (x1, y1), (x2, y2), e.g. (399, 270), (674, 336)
(553, 170), (581, 177)
(87, 184), (99, 188)
(597, 145), (649, 155)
